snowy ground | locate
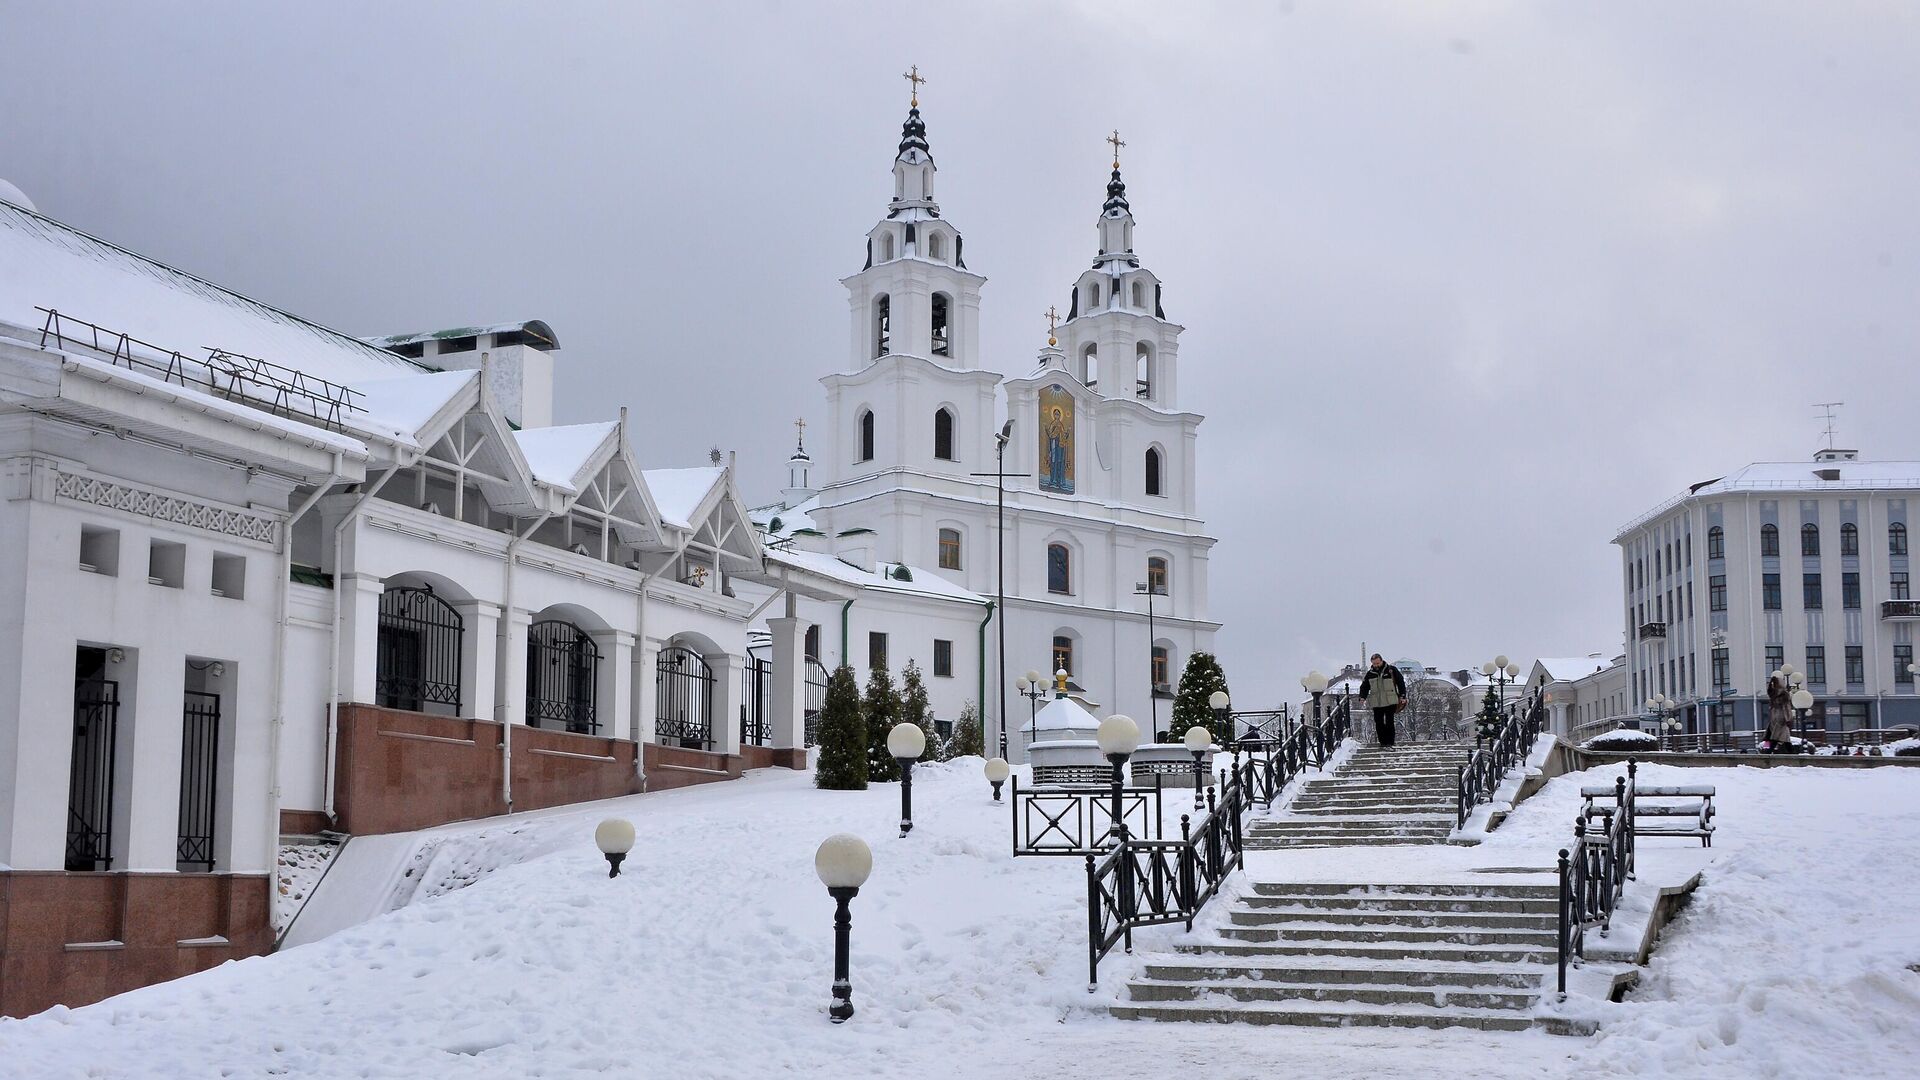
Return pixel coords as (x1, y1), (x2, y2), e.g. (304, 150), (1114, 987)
(1, 756), (1916, 1078)
(274, 840), (341, 936)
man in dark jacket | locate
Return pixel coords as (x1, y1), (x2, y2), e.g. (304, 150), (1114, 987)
(1358, 654), (1407, 747)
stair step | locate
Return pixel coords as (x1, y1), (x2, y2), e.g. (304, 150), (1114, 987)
(1126, 979), (1541, 1010)
(1220, 923), (1557, 946)
(1177, 941), (1557, 963)
(1249, 881), (1560, 899)
(1242, 895), (1557, 915)
(1246, 837), (1458, 849)
(1229, 906), (1558, 929)
(1110, 1000), (1593, 1034)
(1140, 961), (1547, 988)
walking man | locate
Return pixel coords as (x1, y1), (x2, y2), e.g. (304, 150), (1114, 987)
(1359, 653), (1407, 747)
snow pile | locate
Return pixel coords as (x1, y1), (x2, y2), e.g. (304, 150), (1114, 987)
(273, 841), (339, 935)
(1584, 729), (1658, 752)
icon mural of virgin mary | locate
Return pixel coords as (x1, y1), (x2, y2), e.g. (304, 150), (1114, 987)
(1038, 384), (1074, 494)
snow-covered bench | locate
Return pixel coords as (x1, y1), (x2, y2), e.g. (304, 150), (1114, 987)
(1582, 783), (1716, 847)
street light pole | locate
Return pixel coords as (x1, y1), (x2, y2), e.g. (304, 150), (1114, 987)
(972, 421), (1018, 761)
(1135, 581), (1164, 738)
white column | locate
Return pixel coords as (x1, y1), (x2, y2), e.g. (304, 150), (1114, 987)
(498, 608), (532, 725)
(710, 651), (744, 756)
(336, 573), (385, 702)
(768, 614), (807, 749)
(122, 648), (186, 872)
(596, 630), (635, 741)
(453, 600), (501, 721)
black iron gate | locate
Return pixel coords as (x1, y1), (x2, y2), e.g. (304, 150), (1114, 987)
(376, 585), (463, 712)
(527, 620), (599, 734)
(656, 646), (714, 749)
(177, 690), (220, 871)
(803, 657), (829, 747)
(743, 655), (771, 746)
(67, 677), (120, 872)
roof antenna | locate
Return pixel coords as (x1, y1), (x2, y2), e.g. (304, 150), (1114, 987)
(1813, 401), (1843, 450)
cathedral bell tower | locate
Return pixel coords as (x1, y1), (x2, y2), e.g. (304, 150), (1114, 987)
(1054, 132), (1183, 410)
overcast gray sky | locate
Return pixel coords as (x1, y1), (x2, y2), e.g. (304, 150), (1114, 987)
(4, 2), (1917, 707)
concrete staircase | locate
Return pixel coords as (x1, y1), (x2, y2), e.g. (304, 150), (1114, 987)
(1112, 881), (1587, 1033)
(1245, 742), (1468, 850)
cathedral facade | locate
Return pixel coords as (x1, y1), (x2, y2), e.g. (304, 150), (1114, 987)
(755, 93), (1220, 751)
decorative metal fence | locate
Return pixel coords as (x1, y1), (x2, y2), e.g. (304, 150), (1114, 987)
(375, 585), (463, 713)
(1456, 691), (1546, 828)
(802, 657), (828, 747)
(1232, 696), (1353, 807)
(1231, 707), (1292, 743)
(526, 620), (599, 734)
(742, 655), (771, 746)
(1011, 776), (1165, 856)
(1557, 762), (1638, 995)
(67, 678), (120, 872)
(176, 690), (221, 872)
(656, 646), (714, 750)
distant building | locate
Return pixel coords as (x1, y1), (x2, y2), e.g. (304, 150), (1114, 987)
(1613, 449), (1918, 734)
(1523, 654), (1628, 738)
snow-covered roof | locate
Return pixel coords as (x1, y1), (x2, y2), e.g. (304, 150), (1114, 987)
(643, 467), (726, 531)
(346, 370), (477, 448)
(514, 421), (619, 490)
(1532, 656), (1614, 683)
(755, 548), (987, 606)
(749, 494), (821, 539)
(0, 200), (425, 392)
(364, 320), (558, 352)
(1030, 693), (1101, 739)
(1617, 457), (1920, 538)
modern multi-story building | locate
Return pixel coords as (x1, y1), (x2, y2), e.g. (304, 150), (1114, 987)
(1613, 448), (1918, 734)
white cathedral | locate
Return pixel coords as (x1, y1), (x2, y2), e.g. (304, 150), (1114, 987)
(748, 90), (1220, 751)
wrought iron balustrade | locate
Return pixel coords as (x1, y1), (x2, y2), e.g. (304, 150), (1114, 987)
(526, 620), (599, 734)
(1557, 764), (1637, 996)
(375, 586), (463, 713)
(655, 646), (714, 750)
(1456, 691), (1546, 828)
(741, 655), (771, 746)
(67, 678), (120, 872)
(1881, 600), (1920, 620)
(1012, 776), (1165, 856)
(176, 690), (221, 871)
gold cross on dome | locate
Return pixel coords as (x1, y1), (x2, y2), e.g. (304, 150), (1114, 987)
(903, 65), (926, 107)
(1045, 305), (1060, 346)
(1107, 129), (1126, 168)
(794, 417), (807, 448)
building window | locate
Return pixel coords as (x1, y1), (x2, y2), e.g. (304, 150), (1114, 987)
(1841, 522), (1859, 556)
(938, 528), (962, 570)
(1709, 575), (1727, 612)
(1894, 522), (1909, 557)
(933, 638), (953, 678)
(1801, 523), (1820, 556)
(148, 540), (185, 589)
(1146, 556), (1168, 596)
(1805, 646), (1826, 686)
(933, 407), (955, 461)
(868, 631), (888, 673)
(376, 585), (464, 713)
(1762, 573), (1781, 611)
(1707, 526), (1724, 560)
(1803, 573), (1823, 610)
(1845, 645), (1864, 687)
(1151, 645), (1169, 690)
(526, 620), (601, 734)
(79, 525), (120, 576)
(1843, 572), (1861, 610)
(804, 624), (820, 661)
(1766, 645), (1785, 676)
(210, 553), (246, 599)
(1761, 524), (1779, 557)
(858, 409), (875, 462)
(1893, 572), (1911, 601)
(1711, 648), (1730, 691)
(1898, 644), (1914, 685)
(1840, 701), (1870, 731)
(873, 295), (891, 357)
(931, 293), (951, 356)
(1144, 447), (1163, 497)
(1047, 543), (1071, 594)
(1052, 634), (1074, 676)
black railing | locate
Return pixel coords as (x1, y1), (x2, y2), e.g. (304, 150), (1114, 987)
(1231, 707), (1291, 743)
(656, 646), (714, 750)
(375, 585), (464, 713)
(1455, 691), (1546, 828)
(742, 655), (771, 746)
(1230, 696), (1353, 808)
(67, 678), (120, 872)
(802, 657), (828, 747)
(1012, 775), (1165, 856)
(1086, 766), (1249, 988)
(526, 619), (599, 734)
(1556, 762), (1638, 995)
(176, 690), (221, 872)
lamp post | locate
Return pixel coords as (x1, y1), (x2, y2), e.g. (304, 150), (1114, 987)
(595, 818), (635, 878)
(814, 833), (873, 1024)
(1016, 669), (1046, 749)
(1791, 687), (1815, 746)
(1301, 671), (1328, 726)
(972, 420), (1019, 765)
(1183, 725), (1211, 811)
(1096, 714), (1142, 844)
(1208, 689), (1230, 746)
(888, 722), (926, 837)
(1645, 694), (1680, 743)
(1135, 581), (1166, 737)
(983, 756), (1010, 801)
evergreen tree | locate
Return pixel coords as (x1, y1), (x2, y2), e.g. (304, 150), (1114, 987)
(813, 665), (868, 790)
(863, 665), (902, 781)
(899, 659), (937, 762)
(943, 700), (983, 760)
(1172, 651), (1233, 746)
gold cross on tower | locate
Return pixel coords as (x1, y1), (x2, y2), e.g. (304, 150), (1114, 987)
(903, 65), (926, 107)
(793, 417), (807, 449)
(1107, 129), (1126, 169)
(1045, 305), (1060, 346)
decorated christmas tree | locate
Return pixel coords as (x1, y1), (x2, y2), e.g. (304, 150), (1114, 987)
(1172, 652), (1232, 746)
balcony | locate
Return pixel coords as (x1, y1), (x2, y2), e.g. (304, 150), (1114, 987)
(1882, 600), (1920, 620)
(1638, 621), (1668, 639)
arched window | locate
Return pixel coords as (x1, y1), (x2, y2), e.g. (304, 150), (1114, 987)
(1151, 644), (1170, 690)
(879, 233), (895, 262)
(1894, 522), (1910, 557)
(376, 585), (464, 714)
(1087, 283), (1101, 308)
(1146, 556), (1168, 595)
(938, 527), (962, 570)
(931, 293), (951, 357)
(1707, 526), (1724, 560)
(1052, 634), (1075, 677)
(804, 624), (821, 661)
(927, 232), (945, 261)
(1802, 523), (1820, 556)
(1761, 524), (1779, 557)
(1079, 343), (1097, 388)
(1841, 522), (1859, 556)
(1131, 280), (1146, 308)
(1144, 446), (1163, 497)
(1135, 341), (1152, 399)
(857, 409), (875, 462)
(933, 407), (955, 460)
(873, 295), (891, 358)
(526, 620), (600, 734)
(1047, 543), (1071, 594)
